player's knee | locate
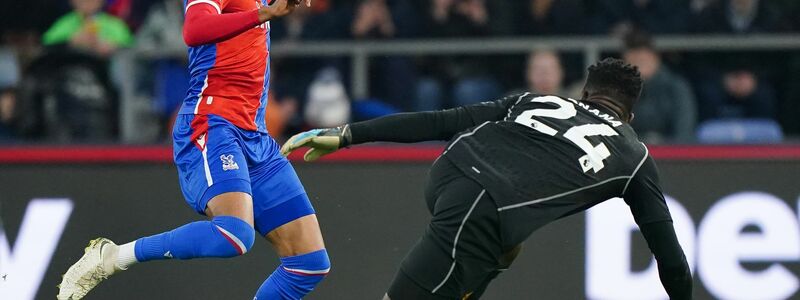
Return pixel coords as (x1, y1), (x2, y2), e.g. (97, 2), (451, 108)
(281, 249), (331, 292)
(290, 248), (330, 278)
(212, 216), (255, 256)
(500, 244), (522, 268)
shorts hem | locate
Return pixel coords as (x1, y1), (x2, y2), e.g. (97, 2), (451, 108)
(389, 269), (450, 300)
(196, 178), (252, 214)
(254, 193), (315, 236)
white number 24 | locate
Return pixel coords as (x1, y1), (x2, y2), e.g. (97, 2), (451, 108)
(514, 96), (618, 173)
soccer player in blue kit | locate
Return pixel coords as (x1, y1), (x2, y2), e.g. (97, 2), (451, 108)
(58, 0), (330, 299)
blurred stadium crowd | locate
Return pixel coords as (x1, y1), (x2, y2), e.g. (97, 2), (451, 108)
(0, 0), (799, 144)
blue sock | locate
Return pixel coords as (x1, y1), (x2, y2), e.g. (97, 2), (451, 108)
(134, 216), (254, 261)
(254, 249), (331, 300)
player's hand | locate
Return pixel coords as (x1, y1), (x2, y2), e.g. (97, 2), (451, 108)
(286, 0), (311, 8)
(280, 125), (352, 162)
(259, 0), (307, 22)
(280, 0), (311, 7)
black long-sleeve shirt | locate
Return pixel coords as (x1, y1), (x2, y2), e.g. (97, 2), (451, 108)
(350, 93), (692, 299)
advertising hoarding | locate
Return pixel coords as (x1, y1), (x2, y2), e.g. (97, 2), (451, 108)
(1, 147), (799, 299)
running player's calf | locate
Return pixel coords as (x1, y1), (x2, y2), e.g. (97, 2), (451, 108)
(131, 192), (256, 262)
(253, 207), (331, 300)
(132, 215), (254, 261)
(57, 193), (256, 300)
(255, 249), (330, 299)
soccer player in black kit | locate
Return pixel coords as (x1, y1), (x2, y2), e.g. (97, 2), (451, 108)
(281, 58), (692, 299)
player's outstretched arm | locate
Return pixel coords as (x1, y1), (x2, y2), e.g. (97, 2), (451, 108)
(640, 221), (692, 299)
(183, 0), (303, 47)
(280, 110), (480, 161)
(624, 157), (692, 299)
(281, 93), (527, 161)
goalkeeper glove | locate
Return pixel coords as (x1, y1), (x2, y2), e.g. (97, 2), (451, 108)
(280, 125), (352, 161)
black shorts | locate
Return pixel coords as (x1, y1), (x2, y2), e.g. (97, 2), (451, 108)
(387, 157), (514, 300)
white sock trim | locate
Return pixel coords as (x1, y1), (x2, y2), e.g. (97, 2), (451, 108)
(115, 241), (139, 270)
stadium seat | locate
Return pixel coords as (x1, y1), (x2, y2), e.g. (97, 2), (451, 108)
(696, 118), (784, 144)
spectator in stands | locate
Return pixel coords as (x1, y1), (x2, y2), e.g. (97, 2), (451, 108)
(590, 0), (692, 35)
(423, 0), (514, 37)
(688, 0), (782, 116)
(414, 0), (513, 111)
(270, 0), (351, 41)
(697, 65), (778, 121)
(42, 0), (133, 57)
(622, 31), (697, 143)
(0, 45), (19, 141)
(352, 0), (397, 39)
(693, 0), (781, 33)
(270, 0), (354, 137)
(270, 0), (351, 128)
(135, 0), (189, 140)
(304, 67), (351, 128)
(514, 0), (586, 35)
(351, 0), (418, 111)
(525, 50), (565, 95)
(136, 0), (184, 56)
(0, 87), (15, 141)
(16, 0), (125, 142)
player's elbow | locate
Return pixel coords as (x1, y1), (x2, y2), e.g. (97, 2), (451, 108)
(658, 250), (690, 273)
(183, 37), (198, 48)
(660, 260), (690, 277)
(182, 19), (210, 47)
(182, 7), (211, 47)
(183, 29), (203, 48)
(657, 252), (691, 284)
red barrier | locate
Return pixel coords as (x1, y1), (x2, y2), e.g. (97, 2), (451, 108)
(1, 144), (800, 164)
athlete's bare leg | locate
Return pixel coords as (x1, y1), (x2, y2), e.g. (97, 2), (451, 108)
(205, 192), (255, 226)
(254, 210), (328, 299)
(265, 214), (325, 256)
(57, 192), (257, 300)
(209, 192), (328, 298)
(205, 192), (325, 256)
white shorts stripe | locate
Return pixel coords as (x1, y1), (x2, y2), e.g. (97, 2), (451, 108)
(194, 78), (209, 114)
(201, 140), (213, 186)
(431, 189), (486, 293)
(186, 0), (221, 14)
(216, 225), (247, 254)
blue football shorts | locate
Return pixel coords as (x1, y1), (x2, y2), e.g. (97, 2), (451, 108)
(172, 114), (315, 236)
